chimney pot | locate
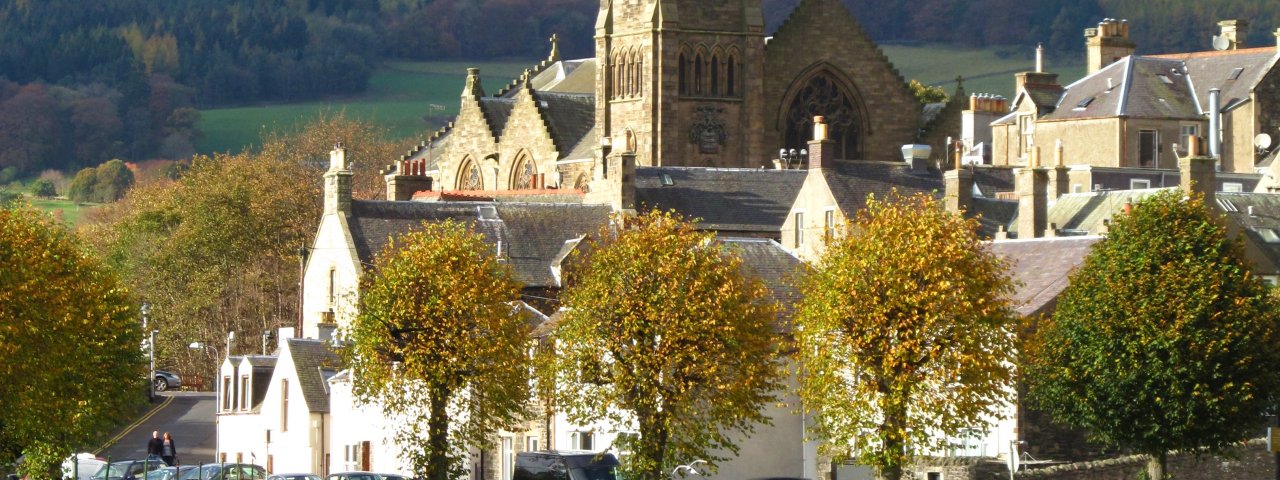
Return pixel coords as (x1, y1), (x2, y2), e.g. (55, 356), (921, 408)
(813, 116), (828, 141)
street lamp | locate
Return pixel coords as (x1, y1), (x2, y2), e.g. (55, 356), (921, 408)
(779, 148), (808, 169)
(142, 303), (155, 401)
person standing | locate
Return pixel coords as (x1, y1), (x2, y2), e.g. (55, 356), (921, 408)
(146, 431), (163, 458)
(160, 432), (177, 466)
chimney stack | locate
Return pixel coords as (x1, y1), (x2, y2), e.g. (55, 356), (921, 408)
(1180, 154), (1217, 206)
(383, 158), (435, 201)
(944, 143), (974, 215)
(1085, 19), (1135, 74)
(462, 68), (485, 98)
(1036, 44), (1044, 73)
(1218, 20), (1249, 50)
(808, 116), (835, 170)
(1047, 140), (1070, 200)
(1274, 27), (1280, 48)
(324, 142), (353, 215)
(1016, 164), (1049, 239)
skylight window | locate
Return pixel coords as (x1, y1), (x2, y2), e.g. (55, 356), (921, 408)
(661, 174), (674, 186)
(1229, 68), (1244, 80)
(1075, 97), (1095, 109)
(1157, 74), (1173, 85)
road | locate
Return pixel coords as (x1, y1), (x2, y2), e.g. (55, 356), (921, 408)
(99, 392), (216, 465)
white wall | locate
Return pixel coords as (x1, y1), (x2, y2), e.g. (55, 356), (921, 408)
(257, 341), (328, 474)
(301, 213), (362, 340)
(327, 373), (412, 475)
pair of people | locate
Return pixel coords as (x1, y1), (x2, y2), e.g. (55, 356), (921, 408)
(146, 431), (178, 466)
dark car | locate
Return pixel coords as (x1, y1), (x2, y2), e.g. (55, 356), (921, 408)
(178, 464), (265, 480)
(513, 451), (619, 480)
(326, 472), (405, 480)
(153, 371), (182, 392)
(144, 466), (196, 480)
(92, 457), (168, 480)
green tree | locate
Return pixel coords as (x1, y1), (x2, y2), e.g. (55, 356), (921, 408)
(794, 192), (1017, 480)
(92, 159), (134, 202)
(549, 210), (784, 480)
(29, 178), (55, 198)
(66, 167), (98, 203)
(907, 79), (948, 104)
(1027, 190), (1280, 479)
(345, 220), (529, 480)
(0, 206), (145, 478)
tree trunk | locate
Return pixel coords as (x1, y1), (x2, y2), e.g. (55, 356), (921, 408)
(878, 395), (908, 480)
(1146, 452), (1166, 480)
(427, 385), (451, 480)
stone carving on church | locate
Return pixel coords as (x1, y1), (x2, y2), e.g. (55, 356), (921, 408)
(512, 156), (534, 190)
(690, 105), (727, 154)
(459, 160), (483, 190)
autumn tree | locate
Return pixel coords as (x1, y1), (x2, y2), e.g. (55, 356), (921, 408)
(548, 210), (784, 480)
(794, 191), (1017, 480)
(345, 220), (530, 480)
(1027, 190), (1280, 480)
(0, 205), (146, 478)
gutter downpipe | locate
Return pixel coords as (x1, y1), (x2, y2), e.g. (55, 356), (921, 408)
(1209, 88), (1222, 162)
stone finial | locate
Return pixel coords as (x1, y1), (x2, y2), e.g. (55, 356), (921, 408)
(462, 68), (484, 98)
(549, 33), (561, 61)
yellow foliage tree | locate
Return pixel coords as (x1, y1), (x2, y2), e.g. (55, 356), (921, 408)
(548, 210), (784, 480)
(794, 191), (1016, 480)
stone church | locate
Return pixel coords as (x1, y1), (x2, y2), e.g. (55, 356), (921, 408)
(384, 0), (927, 201)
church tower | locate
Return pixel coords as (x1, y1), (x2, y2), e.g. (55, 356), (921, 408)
(595, 0), (767, 168)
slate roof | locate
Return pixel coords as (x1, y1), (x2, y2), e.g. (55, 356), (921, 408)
(1023, 84), (1066, 114)
(478, 97), (516, 139)
(528, 59), (597, 94)
(286, 338), (341, 413)
(241, 356), (277, 412)
(346, 200), (611, 287)
(1045, 56), (1199, 121)
(723, 238), (803, 327)
(1150, 46), (1278, 113)
(971, 166), (1015, 197)
(531, 91), (596, 159)
(1215, 192), (1280, 274)
(823, 161), (943, 214)
(971, 197), (1018, 238)
(988, 236), (1102, 317)
(635, 167), (807, 234)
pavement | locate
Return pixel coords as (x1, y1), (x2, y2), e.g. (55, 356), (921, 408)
(97, 392), (216, 465)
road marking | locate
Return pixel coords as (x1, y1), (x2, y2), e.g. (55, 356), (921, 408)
(93, 396), (175, 455)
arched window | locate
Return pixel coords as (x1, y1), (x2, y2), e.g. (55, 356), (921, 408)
(784, 72), (864, 160)
(634, 53), (643, 97)
(726, 55), (737, 97)
(678, 53), (687, 94)
(710, 54), (720, 95)
(457, 158), (483, 190)
(694, 53), (703, 94)
(511, 153), (534, 190)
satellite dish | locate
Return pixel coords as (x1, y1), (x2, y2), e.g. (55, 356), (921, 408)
(1213, 35), (1231, 51)
(1256, 133), (1273, 150)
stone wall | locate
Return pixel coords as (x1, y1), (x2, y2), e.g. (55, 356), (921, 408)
(762, 0), (920, 164)
(1016, 439), (1275, 480)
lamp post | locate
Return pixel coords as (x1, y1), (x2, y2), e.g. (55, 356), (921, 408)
(142, 303), (154, 401)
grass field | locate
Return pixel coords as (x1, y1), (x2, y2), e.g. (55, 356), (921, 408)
(23, 196), (98, 226)
(881, 44), (1086, 100)
(196, 59), (537, 155)
(196, 45), (1088, 156)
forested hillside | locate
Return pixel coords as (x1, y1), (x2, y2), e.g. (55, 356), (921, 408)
(1, 0), (1277, 177)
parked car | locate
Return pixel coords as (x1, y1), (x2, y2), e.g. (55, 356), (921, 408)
(325, 472), (406, 480)
(153, 371), (182, 392)
(178, 464), (264, 480)
(63, 453), (107, 480)
(143, 466), (196, 480)
(265, 473), (321, 480)
(92, 457), (167, 480)
(513, 451), (619, 480)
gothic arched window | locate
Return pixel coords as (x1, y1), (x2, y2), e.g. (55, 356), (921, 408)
(784, 72), (863, 160)
(458, 158), (483, 190)
(726, 52), (738, 97)
(710, 54), (720, 95)
(511, 154), (534, 190)
(678, 53), (687, 95)
(694, 53), (704, 94)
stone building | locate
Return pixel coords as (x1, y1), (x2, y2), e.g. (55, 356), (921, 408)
(991, 18), (1280, 179)
(385, 0), (932, 203)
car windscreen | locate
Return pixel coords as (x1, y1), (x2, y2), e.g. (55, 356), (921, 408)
(567, 466), (616, 480)
(180, 465), (221, 480)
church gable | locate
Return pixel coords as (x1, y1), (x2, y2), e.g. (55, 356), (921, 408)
(763, 0), (920, 163)
(495, 86), (563, 190)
